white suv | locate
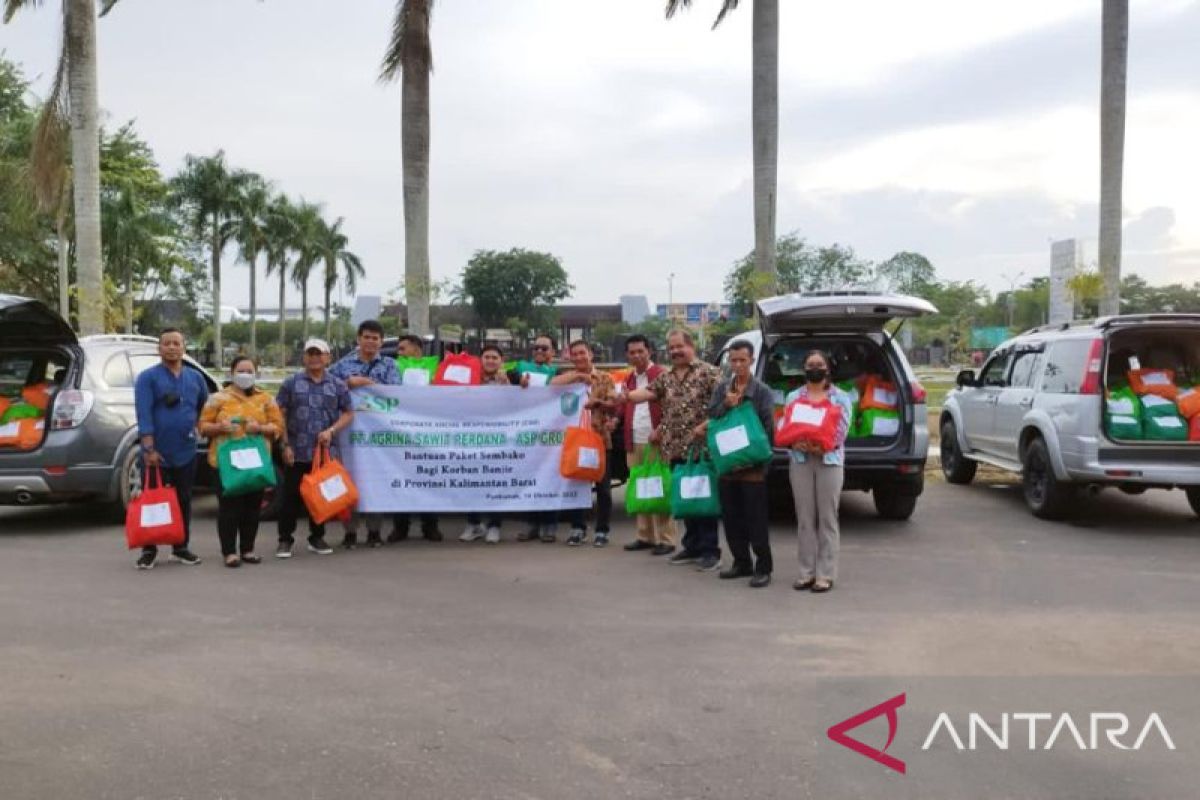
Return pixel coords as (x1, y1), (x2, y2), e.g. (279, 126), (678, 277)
(940, 314), (1200, 519)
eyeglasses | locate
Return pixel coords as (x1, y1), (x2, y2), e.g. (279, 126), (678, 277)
(533, 345), (551, 352)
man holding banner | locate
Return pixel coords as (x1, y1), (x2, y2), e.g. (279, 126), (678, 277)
(461, 345), (512, 544)
(391, 334), (443, 543)
(509, 334), (565, 542)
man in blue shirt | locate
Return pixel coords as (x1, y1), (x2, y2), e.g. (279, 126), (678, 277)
(328, 319), (398, 549)
(274, 338), (354, 559)
(133, 328), (209, 569)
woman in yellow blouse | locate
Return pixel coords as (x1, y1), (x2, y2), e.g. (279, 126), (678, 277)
(199, 356), (284, 567)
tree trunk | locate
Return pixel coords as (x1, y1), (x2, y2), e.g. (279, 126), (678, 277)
(401, 2), (432, 336)
(751, 0), (779, 294)
(1098, 0), (1127, 317)
(300, 276), (310, 344)
(249, 250), (258, 359)
(66, 0), (104, 336)
(124, 263), (134, 334)
(56, 209), (70, 320)
(278, 265), (287, 369)
(211, 216), (223, 369)
(324, 257), (333, 342)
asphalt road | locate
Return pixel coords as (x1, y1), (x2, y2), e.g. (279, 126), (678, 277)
(2, 476), (1199, 800)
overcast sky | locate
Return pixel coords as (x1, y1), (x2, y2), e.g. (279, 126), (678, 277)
(3, 0), (1198, 309)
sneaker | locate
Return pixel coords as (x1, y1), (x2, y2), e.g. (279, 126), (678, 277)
(484, 526), (502, 545)
(366, 531), (383, 548)
(241, 553), (263, 564)
(566, 528), (586, 547)
(539, 526), (557, 544)
(460, 524), (485, 543)
(275, 541), (294, 559)
(169, 549), (202, 566)
(423, 528), (444, 542)
(593, 532), (610, 548)
(695, 555), (721, 573)
(387, 529), (408, 544)
(517, 528), (539, 542)
(749, 573), (772, 588)
(668, 551), (697, 566)
(342, 533), (358, 550)
(651, 544), (676, 557)
(135, 551), (156, 570)
(624, 540), (654, 552)
(307, 537), (333, 556)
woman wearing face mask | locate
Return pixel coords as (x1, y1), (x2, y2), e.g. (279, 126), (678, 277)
(784, 350), (854, 593)
(199, 356), (284, 568)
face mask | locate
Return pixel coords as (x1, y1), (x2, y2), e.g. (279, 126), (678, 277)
(232, 373), (256, 390)
(805, 368), (828, 384)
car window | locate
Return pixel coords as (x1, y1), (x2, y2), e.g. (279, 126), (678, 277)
(102, 354), (133, 388)
(1008, 350), (1044, 389)
(1040, 339), (1095, 394)
(979, 352), (1012, 387)
(129, 354), (161, 380)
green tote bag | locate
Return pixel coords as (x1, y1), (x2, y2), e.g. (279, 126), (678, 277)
(395, 355), (440, 386)
(217, 435), (277, 497)
(670, 448), (722, 519)
(706, 402), (772, 476)
(625, 448), (672, 515)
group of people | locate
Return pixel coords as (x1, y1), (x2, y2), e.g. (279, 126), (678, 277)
(132, 321), (852, 592)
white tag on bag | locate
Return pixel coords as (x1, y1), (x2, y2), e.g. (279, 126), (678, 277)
(319, 474), (348, 502)
(140, 502), (174, 528)
(577, 447), (601, 469)
(790, 404), (826, 426)
(679, 476), (712, 499)
(230, 446), (264, 470)
(525, 372), (550, 387)
(636, 476), (665, 499)
(714, 425), (750, 455)
(403, 368), (430, 386)
(443, 365), (472, 384)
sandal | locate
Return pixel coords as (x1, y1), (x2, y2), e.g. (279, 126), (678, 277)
(793, 578), (815, 591)
(224, 555), (241, 569)
(812, 579), (833, 593)
(240, 553), (262, 565)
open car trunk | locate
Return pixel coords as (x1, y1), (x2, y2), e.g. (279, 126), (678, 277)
(1102, 322), (1200, 445)
(764, 335), (905, 447)
(0, 347), (76, 453)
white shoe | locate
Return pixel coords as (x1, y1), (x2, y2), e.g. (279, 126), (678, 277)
(460, 524), (484, 542)
(485, 526), (501, 544)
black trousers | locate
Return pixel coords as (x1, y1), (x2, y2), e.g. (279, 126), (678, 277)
(277, 462), (325, 543)
(141, 459), (196, 554)
(393, 513), (439, 534)
(719, 478), (772, 575)
(567, 459), (613, 533)
(216, 477), (265, 557)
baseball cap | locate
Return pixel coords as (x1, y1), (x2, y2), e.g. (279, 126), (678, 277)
(303, 338), (331, 354)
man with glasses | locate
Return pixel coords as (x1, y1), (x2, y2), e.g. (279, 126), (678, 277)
(510, 334), (562, 541)
(389, 334), (444, 543)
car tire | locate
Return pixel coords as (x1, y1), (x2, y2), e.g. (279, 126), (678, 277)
(873, 486), (918, 520)
(1021, 436), (1075, 520)
(1186, 487), (1200, 518)
(940, 420), (977, 485)
(117, 445), (144, 516)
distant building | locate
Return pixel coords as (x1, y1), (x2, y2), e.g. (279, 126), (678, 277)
(619, 295), (652, 324)
(352, 295), (383, 327)
(656, 302), (733, 325)
(1050, 239), (1083, 324)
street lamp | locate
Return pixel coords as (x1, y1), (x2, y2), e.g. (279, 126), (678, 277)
(1000, 270), (1025, 329)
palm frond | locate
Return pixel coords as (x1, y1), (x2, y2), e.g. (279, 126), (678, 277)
(3, 0), (45, 24)
(664, 0), (691, 19)
(98, 0), (121, 17)
(29, 13), (70, 213)
(380, 0), (434, 82)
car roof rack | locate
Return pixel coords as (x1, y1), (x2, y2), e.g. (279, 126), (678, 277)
(1015, 319), (1097, 337)
(1095, 313), (1200, 328)
(80, 334), (160, 344)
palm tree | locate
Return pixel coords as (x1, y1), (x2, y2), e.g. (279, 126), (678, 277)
(289, 201), (324, 345)
(101, 183), (172, 333)
(1098, 0), (1128, 317)
(381, 0), (433, 336)
(263, 194), (298, 368)
(4, 0), (116, 334)
(170, 151), (250, 369)
(666, 0), (778, 290)
(225, 175), (271, 358)
(313, 216), (365, 341)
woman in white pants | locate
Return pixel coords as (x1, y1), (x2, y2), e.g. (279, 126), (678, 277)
(786, 351), (854, 593)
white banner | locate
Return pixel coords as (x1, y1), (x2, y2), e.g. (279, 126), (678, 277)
(338, 385), (592, 512)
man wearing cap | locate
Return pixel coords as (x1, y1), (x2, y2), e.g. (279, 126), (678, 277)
(274, 338), (354, 558)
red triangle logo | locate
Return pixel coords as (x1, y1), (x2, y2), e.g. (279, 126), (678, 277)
(827, 693), (907, 774)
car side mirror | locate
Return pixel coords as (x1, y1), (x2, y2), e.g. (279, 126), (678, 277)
(955, 369), (978, 388)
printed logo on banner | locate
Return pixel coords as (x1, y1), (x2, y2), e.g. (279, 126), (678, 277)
(356, 395), (401, 414)
(560, 393), (581, 417)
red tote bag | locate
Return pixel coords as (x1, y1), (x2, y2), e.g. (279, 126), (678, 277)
(776, 397), (841, 451)
(560, 409), (607, 483)
(433, 353), (482, 386)
(125, 466), (186, 550)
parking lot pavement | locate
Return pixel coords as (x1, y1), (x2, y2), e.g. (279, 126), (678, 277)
(2, 478), (1199, 800)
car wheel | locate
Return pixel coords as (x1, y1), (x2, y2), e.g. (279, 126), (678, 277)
(118, 446), (144, 514)
(940, 420), (977, 485)
(1186, 487), (1200, 518)
(257, 463), (285, 522)
(1022, 436), (1075, 520)
(873, 486), (918, 520)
